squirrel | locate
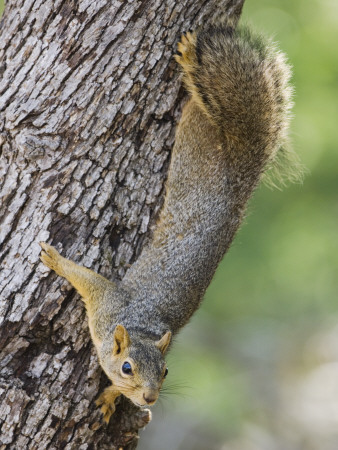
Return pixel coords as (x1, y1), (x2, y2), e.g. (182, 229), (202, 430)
(40, 16), (296, 423)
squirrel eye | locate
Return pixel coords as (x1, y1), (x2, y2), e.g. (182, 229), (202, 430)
(122, 361), (133, 375)
(164, 368), (168, 378)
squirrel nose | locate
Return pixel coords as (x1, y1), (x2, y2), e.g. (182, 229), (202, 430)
(143, 393), (157, 404)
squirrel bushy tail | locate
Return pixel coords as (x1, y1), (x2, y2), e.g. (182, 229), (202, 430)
(176, 19), (301, 184)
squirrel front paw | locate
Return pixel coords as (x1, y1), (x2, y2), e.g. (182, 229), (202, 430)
(96, 387), (120, 424)
(40, 242), (65, 277)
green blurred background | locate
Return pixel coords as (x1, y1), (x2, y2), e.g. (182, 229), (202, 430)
(1, 0), (337, 448)
(140, 1), (338, 448)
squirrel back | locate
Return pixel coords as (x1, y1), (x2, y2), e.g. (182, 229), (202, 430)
(120, 18), (295, 335)
(40, 17), (299, 422)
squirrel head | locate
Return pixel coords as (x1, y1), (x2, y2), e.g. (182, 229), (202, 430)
(99, 324), (171, 407)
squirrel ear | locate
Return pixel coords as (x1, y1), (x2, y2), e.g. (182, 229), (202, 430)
(112, 324), (130, 355)
(156, 331), (172, 354)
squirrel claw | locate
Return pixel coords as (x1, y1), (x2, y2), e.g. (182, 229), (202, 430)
(175, 31), (197, 67)
(39, 242), (64, 276)
(96, 400), (115, 424)
(96, 388), (119, 424)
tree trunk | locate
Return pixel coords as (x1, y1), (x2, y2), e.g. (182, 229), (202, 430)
(0, 0), (244, 448)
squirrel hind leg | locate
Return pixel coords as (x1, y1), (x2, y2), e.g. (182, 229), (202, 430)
(175, 32), (211, 118)
(176, 19), (293, 161)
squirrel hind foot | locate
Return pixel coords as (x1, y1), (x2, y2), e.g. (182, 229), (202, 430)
(175, 32), (210, 115)
(175, 31), (197, 68)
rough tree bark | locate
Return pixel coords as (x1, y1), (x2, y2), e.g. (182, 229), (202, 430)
(0, 0), (244, 448)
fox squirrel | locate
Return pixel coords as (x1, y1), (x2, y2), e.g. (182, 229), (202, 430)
(40, 16), (296, 423)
